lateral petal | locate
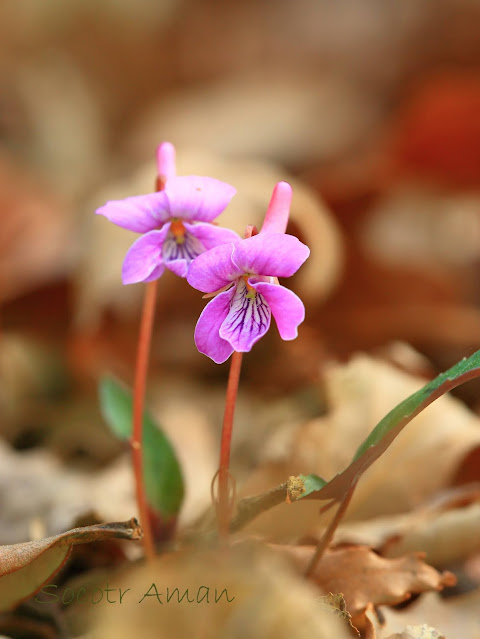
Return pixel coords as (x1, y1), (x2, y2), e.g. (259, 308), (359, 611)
(194, 291), (235, 364)
(96, 192), (170, 233)
(122, 227), (170, 284)
(251, 281), (305, 340)
(187, 243), (242, 293)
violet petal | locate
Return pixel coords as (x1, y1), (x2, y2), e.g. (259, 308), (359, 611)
(194, 291), (235, 364)
(219, 279), (271, 351)
(232, 234), (310, 278)
(164, 176), (236, 222)
(96, 192), (170, 233)
(163, 228), (206, 278)
(122, 227), (170, 285)
(187, 243), (242, 293)
(251, 281), (305, 340)
(183, 222), (240, 250)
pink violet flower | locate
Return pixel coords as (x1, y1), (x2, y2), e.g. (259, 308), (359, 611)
(187, 233), (310, 363)
(96, 175), (239, 284)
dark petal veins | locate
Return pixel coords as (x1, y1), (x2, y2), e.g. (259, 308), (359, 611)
(219, 279), (271, 351)
(162, 229), (205, 264)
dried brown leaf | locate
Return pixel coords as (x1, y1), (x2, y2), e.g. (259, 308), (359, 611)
(275, 545), (456, 630)
(0, 519), (142, 612)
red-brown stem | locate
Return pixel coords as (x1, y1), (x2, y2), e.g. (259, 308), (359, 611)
(131, 279), (158, 560)
(217, 350), (243, 538)
(304, 480), (357, 578)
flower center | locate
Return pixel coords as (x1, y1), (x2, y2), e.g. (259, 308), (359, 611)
(243, 275), (256, 299)
(170, 219), (186, 244)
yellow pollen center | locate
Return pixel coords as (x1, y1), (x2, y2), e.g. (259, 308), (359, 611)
(170, 219), (186, 244)
(243, 275), (256, 299)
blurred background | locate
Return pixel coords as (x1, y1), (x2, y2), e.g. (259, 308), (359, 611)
(2, 0), (480, 544)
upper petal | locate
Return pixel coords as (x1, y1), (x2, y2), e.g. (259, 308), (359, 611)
(187, 243), (242, 293)
(164, 176), (236, 222)
(219, 279), (271, 352)
(96, 192), (171, 233)
(250, 281), (305, 340)
(232, 234), (310, 278)
(194, 290), (234, 364)
(122, 227), (170, 284)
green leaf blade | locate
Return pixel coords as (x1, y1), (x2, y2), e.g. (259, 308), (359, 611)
(303, 349), (480, 502)
(99, 377), (184, 518)
(352, 350), (480, 461)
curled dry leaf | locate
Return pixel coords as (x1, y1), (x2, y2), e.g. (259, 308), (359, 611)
(0, 519), (142, 612)
(274, 545), (455, 632)
(77, 147), (342, 325)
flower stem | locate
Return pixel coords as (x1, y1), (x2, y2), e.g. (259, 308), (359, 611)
(131, 279), (158, 560)
(217, 350), (243, 538)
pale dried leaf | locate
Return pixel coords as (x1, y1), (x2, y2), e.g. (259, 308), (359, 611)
(362, 187), (480, 270)
(92, 544), (352, 639)
(385, 624), (446, 639)
(334, 486), (480, 566)
(380, 590), (480, 639)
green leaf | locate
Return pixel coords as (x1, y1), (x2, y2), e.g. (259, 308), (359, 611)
(0, 519), (142, 612)
(299, 474), (327, 497)
(99, 377), (184, 518)
(302, 349), (480, 502)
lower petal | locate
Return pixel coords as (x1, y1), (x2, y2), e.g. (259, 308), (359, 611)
(251, 281), (304, 340)
(219, 280), (271, 352)
(194, 291), (234, 364)
(122, 228), (169, 285)
(163, 228), (205, 278)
